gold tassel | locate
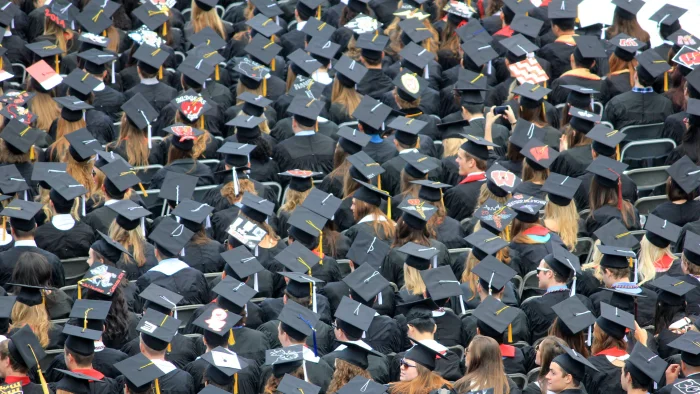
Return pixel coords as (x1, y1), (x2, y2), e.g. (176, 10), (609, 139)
(541, 102), (546, 118)
(508, 324), (513, 343)
(440, 189), (444, 208)
(162, 22), (167, 37)
(234, 373), (238, 394)
(102, 30), (106, 37)
(616, 144), (620, 161)
(271, 58), (275, 71)
(504, 225), (511, 242)
(306, 220), (323, 255)
(55, 55), (59, 74)
(155, 379), (161, 394)
(2, 217), (5, 241)
(200, 116), (205, 130)
(387, 197), (391, 219)
(315, 121), (318, 132)
(77, 285), (82, 300)
(215, 65), (220, 81)
(158, 66), (163, 80)
(167, 343), (171, 352)
(0, 57), (3, 70)
(29, 146), (34, 161)
(664, 72), (668, 92)
(316, 5), (321, 19)
(229, 329), (235, 345)
(28, 346), (49, 394)
(262, 78), (267, 97)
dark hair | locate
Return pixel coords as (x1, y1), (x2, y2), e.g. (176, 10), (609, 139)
(293, 115), (316, 128)
(85, 285), (130, 345)
(604, 266), (630, 280)
(463, 104), (484, 115)
(12, 252), (51, 287)
(65, 346), (95, 367)
(544, 261), (571, 284)
(551, 18), (575, 31)
(589, 179), (636, 228)
(392, 217), (431, 248)
(502, 6), (515, 24)
(155, 245), (177, 259)
(237, 135), (273, 162)
(623, 361), (652, 391)
(653, 301), (685, 335)
(362, 54), (382, 66)
(679, 120), (700, 164)
(409, 317), (436, 333)
(13, 228), (36, 238)
(476, 319), (503, 344)
(667, 176), (699, 201)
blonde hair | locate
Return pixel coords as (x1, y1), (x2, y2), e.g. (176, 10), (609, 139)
(221, 177), (256, 205)
(404, 264), (427, 295)
(582, 239), (604, 282)
(280, 188), (311, 213)
(477, 183), (509, 207)
(108, 220), (147, 267)
(66, 157), (97, 198)
(543, 198), (579, 251)
(112, 112), (149, 166)
(38, 186), (53, 224)
(191, 0), (225, 38)
(331, 79), (362, 117)
(43, 17), (71, 54)
(637, 236), (670, 285)
(53, 117), (87, 161)
(27, 90), (59, 131)
(443, 138), (466, 158)
(237, 108), (270, 134)
(10, 303), (52, 347)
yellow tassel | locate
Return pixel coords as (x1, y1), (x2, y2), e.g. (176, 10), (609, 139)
(167, 343), (172, 352)
(377, 174), (381, 190)
(316, 5), (321, 19)
(200, 116), (205, 130)
(2, 216), (6, 241)
(102, 30), (106, 37)
(541, 102), (546, 118)
(0, 57), (3, 70)
(29, 146), (34, 161)
(271, 58), (275, 71)
(504, 225), (510, 242)
(229, 329), (235, 345)
(139, 183), (148, 196)
(616, 144), (620, 161)
(162, 22), (167, 37)
(508, 324), (513, 343)
(664, 72), (668, 92)
(262, 78), (267, 97)
(215, 65), (220, 81)
(315, 121), (318, 132)
(234, 373), (238, 394)
(55, 55), (59, 74)
(78, 285), (82, 300)
(28, 346), (49, 394)
(387, 197), (391, 219)
(155, 379), (161, 394)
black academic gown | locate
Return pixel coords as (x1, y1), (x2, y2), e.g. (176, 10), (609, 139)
(260, 296), (332, 325)
(583, 205), (642, 236)
(257, 319), (335, 356)
(357, 69), (394, 99)
(590, 285), (657, 327)
(363, 138), (398, 165)
(321, 345), (391, 384)
(181, 240), (225, 273)
(513, 181), (546, 200)
(93, 86), (126, 124)
(135, 261), (210, 306)
(35, 219), (96, 260)
(574, 172), (638, 211)
(602, 90), (674, 130)
(600, 71), (632, 105)
(549, 70), (602, 105)
(0, 243), (64, 288)
(583, 354), (626, 394)
(124, 81), (178, 113)
(279, 28), (306, 57)
(388, 341), (464, 382)
(84, 205), (119, 236)
(44, 347), (128, 381)
(537, 36), (578, 81)
(510, 231), (567, 277)
(443, 178), (485, 222)
(433, 309), (466, 348)
(120, 333), (199, 370)
(461, 306), (530, 345)
(148, 159), (216, 189)
(651, 200), (700, 229)
(319, 281), (395, 317)
(272, 132), (335, 174)
(550, 144), (594, 178)
(521, 288), (594, 342)
(116, 243), (159, 282)
(183, 355), (260, 393)
(662, 111), (687, 146)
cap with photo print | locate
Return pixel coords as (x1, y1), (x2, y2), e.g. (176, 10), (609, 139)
(0, 104), (34, 125)
(334, 295), (375, 337)
(77, 0), (119, 34)
(569, 106), (601, 134)
(644, 213), (681, 248)
(148, 217), (194, 256)
(404, 338), (444, 371)
(137, 308), (180, 350)
(306, 37), (341, 62)
(462, 40), (498, 68)
(399, 17), (432, 44)
(586, 156), (628, 188)
(393, 71), (427, 101)
(245, 34), (282, 66)
(501, 34), (539, 59)
(612, 0), (644, 16)
(651, 275), (694, 306)
(649, 4), (686, 27)
(133, 2), (168, 31)
(274, 240), (321, 273)
(221, 245), (264, 280)
(79, 261), (127, 296)
(352, 96), (391, 131)
(301, 188), (342, 221)
(595, 218), (640, 247)
(192, 307), (241, 337)
(240, 192), (274, 222)
(636, 49), (672, 80)
(355, 31), (389, 61)
(277, 374), (320, 394)
(217, 142), (255, 167)
(588, 124), (625, 157)
(334, 55), (368, 86)
(485, 162), (522, 197)
(573, 35), (606, 59)
(2, 119), (41, 155)
(301, 17), (336, 41)
(0, 164), (29, 195)
(337, 126), (370, 155)
(287, 207), (327, 246)
(398, 242), (439, 270)
(551, 296), (595, 335)
(212, 276), (257, 313)
(610, 34), (644, 62)
(597, 302), (635, 339)
(398, 198), (436, 229)
(122, 93), (158, 131)
(287, 48), (322, 77)
(473, 295), (519, 335)
(336, 376), (386, 394)
(249, 0), (282, 17)
(287, 95), (324, 124)
(473, 199), (516, 234)
(541, 173), (581, 206)
(667, 154), (700, 194)
(352, 179), (390, 208)
(510, 14), (542, 39)
(465, 228), (509, 260)
(521, 139), (558, 171)
(279, 170), (321, 193)
(460, 133), (498, 161)
(343, 260), (389, 302)
(158, 171), (197, 204)
(114, 353), (167, 393)
(420, 266), (461, 301)
(65, 128), (100, 161)
(226, 215), (266, 251)
(400, 41), (433, 70)
(472, 255), (516, 293)
(552, 344), (598, 382)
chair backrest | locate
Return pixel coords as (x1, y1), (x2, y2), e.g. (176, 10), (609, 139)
(174, 304), (204, 328)
(624, 166), (670, 193)
(204, 272), (222, 286)
(620, 123), (665, 143)
(262, 181), (283, 204)
(508, 373), (528, 389)
(527, 367), (541, 384)
(41, 349), (65, 372)
(60, 285), (78, 300)
(337, 259), (352, 278)
(520, 295), (542, 307)
(62, 257), (90, 285)
(620, 138), (676, 166)
(520, 270), (539, 297)
(11, 63), (27, 84)
(197, 159), (220, 173)
(250, 297), (266, 304)
(634, 195), (669, 215)
(447, 345), (465, 361)
(593, 101), (604, 115)
(448, 248), (471, 266)
(574, 237), (594, 259)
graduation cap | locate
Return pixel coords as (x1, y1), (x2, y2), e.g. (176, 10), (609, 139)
(278, 374), (320, 394)
(353, 178), (390, 209)
(287, 207), (328, 251)
(352, 96), (391, 131)
(420, 265), (461, 301)
(200, 346), (248, 391)
(456, 20), (491, 44)
(189, 27), (227, 50)
(0, 296), (16, 319)
(667, 154), (700, 194)
(55, 96), (93, 115)
(249, 0), (283, 17)
(644, 213), (681, 248)
(246, 13), (282, 38)
(65, 127), (100, 162)
(551, 344), (598, 382)
(76, 0), (119, 34)
(240, 192), (274, 223)
(500, 34), (539, 60)
(288, 75), (325, 99)
(77, 49), (116, 79)
(343, 259), (389, 304)
(404, 339), (444, 371)
(171, 199), (213, 231)
(127, 26), (165, 48)
(541, 172), (581, 206)
(0, 91), (35, 106)
(192, 307), (241, 339)
(244, 34), (282, 66)
(7, 325), (47, 374)
(237, 92), (272, 118)
(521, 139), (558, 171)
(177, 53), (215, 87)
(651, 275), (694, 306)
(164, 124), (204, 151)
(279, 170), (320, 193)
(287, 95), (324, 125)
(473, 295), (519, 341)
(626, 344), (668, 388)
(226, 215), (267, 250)
(355, 31), (389, 62)
(513, 82), (551, 108)
(414, 180), (451, 203)
(473, 199), (516, 235)
(79, 260), (127, 298)
(133, 43), (169, 75)
(108, 198), (151, 231)
(460, 133), (497, 161)
(597, 245), (637, 270)
(334, 340), (382, 370)
(100, 159), (143, 196)
(32, 162), (66, 189)
(399, 17), (432, 44)
(507, 194), (547, 223)
(548, 0), (577, 19)
(597, 302), (635, 339)
(573, 35), (606, 61)
(610, 33), (644, 62)
(63, 324), (102, 356)
(485, 163), (521, 199)
(336, 376), (386, 394)
(301, 188), (342, 221)
(173, 90), (209, 122)
(462, 40), (498, 68)
(398, 241), (439, 270)
(0, 165), (29, 195)
(26, 59), (62, 91)
(398, 198), (436, 229)
(221, 245), (264, 283)
(278, 300), (320, 354)
(46, 0), (77, 30)
(217, 141), (255, 168)
(139, 284), (182, 315)
(274, 240), (321, 273)
(649, 4), (686, 28)
(510, 14), (542, 39)
(46, 172), (88, 213)
(612, 0), (644, 16)
(396, 297), (437, 320)
(472, 254), (516, 294)
(586, 156), (628, 188)
(588, 124), (625, 157)
(636, 49), (672, 80)
(544, 244), (581, 286)
(667, 330), (700, 366)
(132, 2), (168, 32)
(346, 231), (390, 270)
(454, 69), (487, 103)
(569, 106), (601, 134)
(148, 217), (194, 256)
(301, 18), (336, 42)
(212, 276), (257, 314)
(503, 0), (534, 14)
(287, 48), (322, 77)
(334, 295), (375, 339)
(400, 41), (433, 72)
(121, 92), (158, 147)
(0, 104), (34, 126)
(667, 29), (699, 52)
(333, 55), (367, 87)
(673, 46), (700, 74)
(465, 228), (508, 260)
(399, 151), (436, 179)
(137, 308), (180, 351)
(393, 70), (427, 102)
(306, 37), (341, 63)
(443, 1), (475, 19)
(114, 353), (167, 393)
(551, 297), (595, 336)
(55, 369), (102, 394)
(2, 119), (41, 156)
(508, 120), (544, 150)
(337, 127), (370, 157)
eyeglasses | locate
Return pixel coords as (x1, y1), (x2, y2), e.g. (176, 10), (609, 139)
(400, 359), (416, 369)
(331, 322), (338, 330)
(536, 267), (551, 273)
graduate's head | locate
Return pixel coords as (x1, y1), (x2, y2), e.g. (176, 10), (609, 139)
(546, 358), (581, 392)
(0, 340), (27, 376)
(551, 18), (576, 34)
(64, 345), (95, 369)
(621, 360), (653, 392)
(456, 148), (487, 176)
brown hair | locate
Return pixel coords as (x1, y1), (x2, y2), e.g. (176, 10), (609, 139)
(352, 199), (396, 240)
(342, 171), (361, 198)
(112, 112), (149, 166)
(327, 359), (372, 394)
(43, 17), (72, 54)
(591, 323), (627, 355)
(173, 111), (213, 161)
(521, 160), (549, 183)
(0, 140), (37, 164)
(331, 79), (362, 117)
(190, 0), (226, 38)
(548, 319), (589, 358)
(67, 156), (97, 198)
(263, 366), (305, 394)
(108, 220), (147, 267)
(236, 79), (264, 104)
(589, 180), (636, 228)
(520, 105), (548, 127)
(280, 188), (311, 213)
(220, 177), (256, 205)
(536, 337), (569, 394)
(607, 53), (637, 87)
(27, 88), (59, 131)
(606, 9), (650, 44)
(330, 145), (351, 180)
(0, 340), (27, 374)
(454, 336), (508, 394)
(389, 363), (451, 394)
(511, 219), (543, 245)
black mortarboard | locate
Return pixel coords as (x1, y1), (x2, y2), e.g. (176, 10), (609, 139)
(413, 180), (451, 203)
(274, 241), (321, 273)
(541, 172), (582, 206)
(335, 295), (375, 336)
(352, 95), (391, 131)
(400, 41), (433, 71)
(473, 199), (516, 234)
(55, 368), (101, 394)
(568, 105), (600, 134)
(396, 298), (437, 320)
(552, 345), (598, 382)
(399, 151), (437, 178)
(586, 156), (629, 188)
(507, 194), (547, 223)
(46, 172), (87, 205)
(551, 297), (595, 335)
(501, 34), (539, 59)
(511, 14), (542, 38)
(644, 213), (681, 248)
(347, 151), (384, 183)
(650, 4), (686, 27)
(246, 13), (282, 38)
(2, 199), (40, 232)
(287, 95), (324, 124)
(472, 255), (516, 293)
(54, 96), (93, 114)
(610, 33), (644, 62)
(548, 0), (577, 19)
(94, 150), (127, 169)
(31, 162), (66, 187)
(238, 92), (272, 118)
(250, 0), (283, 17)
(26, 41), (63, 60)
(137, 308), (180, 350)
(221, 245), (264, 279)
(514, 82), (551, 107)
(355, 31), (389, 61)
(212, 276), (256, 313)
(171, 199), (213, 229)
(597, 302), (635, 339)
(121, 92), (158, 132)
(133, 42), (169, 72)
(636, 49), (672, 80)
(301, 17), (336, 41)
(217, 141), (256, 167)
(132, 2), (167, 31)
(421, 266), (461, 301)
(667, 155), (700, 194)
(0, 296), (16, 319)
(287, 48), (322, 77)
(668, 29), (699, 52)
(278, 374), (320, 394)
(240, 192), (274, 223)
(334, 55), (368, 86)
(287, 207), (327, 246)
(63, 323), (101, 356)
(8, 325), (46, 370)
(573, 35), (607, 59)
(79, 262), (127, 296)
(343, 260), (389, 303)
(336, 376), (386, 394)
(398, 242), (439, 270)
(612, 0), (644, 15)
(148, 217), (194, 256)
(667, 331), (700, 366)
(108, 199), (150, 230)
(404, 339), (444, 371)
(177, 53), (215, 86)
(346, 231), (390, 269)
(503, 0), (534, 14)
(473, 295), (519, 333)
(521, 139), (558, 170)
(353, 179), (390, 208)
(306, 37), (340, 62)
(509, 119), (546, 149)
(465, 229), (508, 260)
(200, 346), (248, 389)
(460, 133), (498, 161)
(2, 119), (40, 154)
(627, 344), (668, 386)
(245, 34), (282, 66)
(462, 40), (498, 68)
(399, 17), (432, 44)
(189, 27), (227, 50)
(337, 127), (369, 156)
(334, 340), (381, 370)
(301, 188), (342, 220)
(65, 128), (101, 161)
(544, 244), (581, 280)
(280, 272), (324, 304)
(78, 48), (116, 75)
(597, 245), (637, 269)
(398, 198), (437, 229)
(101, 160), (141, 194)
(288, 75), (325, 99)
(277, 299), (319, 339)
(114, 353), (166, 392)
(0, 165), (29, 194)
(588, 124), (625, 157)
(456, 19), (491, 43)
(652, 275), (694, 306)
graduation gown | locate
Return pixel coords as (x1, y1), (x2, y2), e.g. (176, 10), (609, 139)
(651, 200), (700, 228)
(432, 309), (466, 348)
(93, 85), (126, 124)
(116, 243), (159, 282)
(600, 71), (632, 105)
(379, 150), (442, 196)
(257, 319), (335, 356)
(662, 111), (687, 146)
(272, 133), (335, 174)
(357, 69), (394, 99)
(602, 90), (674, 130)
(120, 333), (199, 370)
(549, 69), (602, 105)
(583, 204), (642, 236)
(550, 144), (594, 178)
(583, 351), (627, 394)
(0, 243), (65, 288)
(443, 176), (485, 222)
(135, 260), (210, 306)
(183, 355), (260, 393)
(537, 35), (578, 81)
(35, 218), (96, 260)
(513, 181), (546, 200)
(260, 296), (332, 325)
(321, 344), (391, 384)
(279, 28), (306, 57)
(574, 172), (638, 211)
(363, 138), (398, 165)
(151, 364), (195, 394)
(319, 281), (395, 317)
(124, 81), (178, 113)
(10, 380), (54, 394)
(148, 159), (217, 189)
(84, 205), (119, 236)
(365, 313), (403, 354)
(180, 240), (225, 273)
(461, 306), (530, 345)
(521, 288), (594, 342)
(590, 284), (657, 327)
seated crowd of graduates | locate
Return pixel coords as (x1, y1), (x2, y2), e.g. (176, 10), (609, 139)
(1, 0), (700, 392)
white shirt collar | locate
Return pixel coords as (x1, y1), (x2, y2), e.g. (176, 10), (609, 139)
(14, 240), (37, 247)
(0, 232), (12, 246)
(51, 214), (75, 231)
(149, 258), (189, 276)
(94, 82), (106, 92)
(104, 199), (120, 206)
(358, 214), (388, 224)
(3, 30), (11, 37)
(469, 116), (484, 121)
(295, 130), (315, 137)
(296, 20), (307, 31)
(141, 77), (159, 85)
(399, 148), (419, 155)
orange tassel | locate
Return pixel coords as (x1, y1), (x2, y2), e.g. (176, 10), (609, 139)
(664, 72), (668, 92)
(215, 64), (220, 81)
(2, 217), (5, 241)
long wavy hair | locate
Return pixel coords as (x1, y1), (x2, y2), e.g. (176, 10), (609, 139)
(9, 252), (54, 347)
(454, 336), (508, 394)
(606, 8), (650, 44)
(589, 179), (635, 228)
(331, 78), (362, 118)
(330, 145), (351, 182)
(280, 188), (311, 213)
(460, 251), (480, 300)
(220, 176), (256, 205)
(352, 199), (395, 240)
(27, 87), (59, 131)
(327, 359), (372, 394)
(84, 285), (130, 345)
(43, 17), (72, 54)
(637, 236), (669, 283)
(236, 108), (270, 134)
(607, 53), (637, 87)
(389, 361), (450, 394)
(53, 117), (86, 161)
(521, 160), (549, 184)
(263, 366), (305, 394)
(108, 221), (147, 267)
(235, 80), (264, 104)
(67, 156), (97, 198)
(111, 113), (149, 166)
(544, 198), (578, 251)
(190, 0), (225, 38)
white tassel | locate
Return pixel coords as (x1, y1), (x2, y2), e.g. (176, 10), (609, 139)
(633, 258), (638, 284)
(233, 168), (239, 196)
(147, 125), (152, 149)
(361, 331), (366, 339)
(255, 246), (259, 257)
(424, 65), (429, 79)
(82, 196), (86, 217)
(432, 255), (437, 269)
(141, 217), (145, 236)
(487, 60), (492, 75)
(312, 283), (317, 313)
(587, 325), (592, 346)
(570, 275), (576, 297)
(303, 360), (308, 382)
(459, 295), (466, 315)
(254, 272), (259, 292)
(181, 248), (185, 257)
(82, 110), (86, 121)
(600, 25), (605, 40)
(23, 190), (27, 200)
(378, 291), (382, 305)
(111, 61), (115, 84)
(205, 215), (211, 228)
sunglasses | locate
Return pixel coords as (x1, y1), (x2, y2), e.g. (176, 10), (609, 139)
(536, 267), (551, 273)
(400, 359), (417, 369)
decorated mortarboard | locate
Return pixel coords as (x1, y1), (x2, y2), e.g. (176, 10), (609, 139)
(644, 213), (681, 248)
(443, 0), (475, 19)
(587, 124), (625, 157)
(0, 91), (35, 106)
(306, 37), (340, 61)
(610, 33), (644, 62)
(521, 139), (558, 170)
(506, 193), (547, 223)
(301, 188), (342, 221)
(511, 14), (542, 39)
(200, 347), (248, 393)
(334, 55), (368, 85)
(288, 75), (325, 98)
(173, 89), (209, 122)
(2, 119), (41, 155)
(398, 198), (437, 229)
(136, 308), (180, 351)
(508, 57), (548, 86)
(65, 127), (101, 161)
(404, 338), (444, 371)
(278, 374), (320, 394)
(636, 49), (672, 79)
(344, 13), (378, 35)
(673, 46), (700, 71)
(336, 376), (386, 394)
(114, 353), (167, 393)
(398, 241), (439, 270)
(551, 297), (595, 336)
(148, 217), (194, 256)
(573, 35), (607, 59)
(541, 173), (581, 206)
(393, 70), (427, 101)
(26, 59), (62, 90)
(244, 33), (282, 66)
(651, 275), (694, 306)
(462, 39), (498, 68)
(649, 4), (686, 27)
(667, 154), (700, 194)
(343, 259), (389, 303)
(301, 17), (336, 41)
(0, 104), (34, 125)
(611, 0), (644, 15)
(668, 29), (699, 51)
(473, 198), (516, 234)
(352, 95), (391, 131)
(420, 265), (461, 301)
(78, 260), (126, 297)
(500, 34), (539, 58)
(76, 0), (119, 34)
(78, 32), (110, 50)
(246, 13), (282, 37)
(192, 307), (241, 337)
(279, 170), (321, 192)
(46, 0), (77, 30)
(226, 215), (267, 250)
(127, 26), (164, 48)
